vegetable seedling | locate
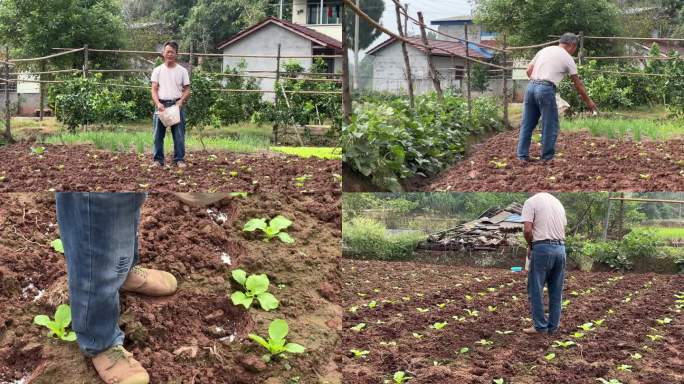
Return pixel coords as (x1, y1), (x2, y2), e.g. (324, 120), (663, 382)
(493, 379), (505, 384)
(248, 319), (305, 362)
(578, 322), (594, 331)
(572, 332), (585, 339)
(368, 300), (378, 309)
(490, 160), (507, 169)
(476, 339), (493, 346)
(31, 146), (46, 155)
(596, 379), (622, 384)
(33, 304), (77, 342)
(656, 317), (672, 325)
(350, 349), (369, 358)
(411, 333), (423, 339)
(495, 330), (513, 335)
(230, 269), (279, 311)
(552, 340), (576, 349)
(391, 371), (410, 384)
(465, 309), (479, 317)
(459, 347), (470, 354)
(243, 215), (294, 243)
(629, 353), (642, 360)
(616, 364), (632, 372)
(646, 334), (663, 342)
(350, 323), (366, 332)
(487, 306), (497, 312)
(51, 239), (64, 254)
(416, 307), (429, 313)
(544, 353), (556, 361)
(430, 322), (447, 330)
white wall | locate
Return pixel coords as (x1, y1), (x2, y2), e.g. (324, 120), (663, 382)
(222, 23), (313, 101)
(437, 24), (481, 43)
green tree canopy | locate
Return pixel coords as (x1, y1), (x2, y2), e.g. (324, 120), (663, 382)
(473, 0), (621, 55)
(345, 0), (385, 51)
(0, 0), (126, 68)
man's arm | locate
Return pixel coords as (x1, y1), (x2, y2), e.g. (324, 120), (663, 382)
(571, 74), (597, 112)
(523, 222), (534, 247)
(526, 63), (534, 79)
(151, 82), (164, 112)
(176, 85), (190, 107)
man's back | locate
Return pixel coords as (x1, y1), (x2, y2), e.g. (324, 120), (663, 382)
(530, 46), (577, 86)
(521, 192), (567, 241)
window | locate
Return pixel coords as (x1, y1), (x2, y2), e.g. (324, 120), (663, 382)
(307, 0), (342, 25)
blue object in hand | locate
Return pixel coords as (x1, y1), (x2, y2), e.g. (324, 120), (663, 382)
(511, 266), (523, 272)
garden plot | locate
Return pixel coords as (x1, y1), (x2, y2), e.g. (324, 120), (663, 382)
(422, 130), (684, 192)
(0, 193), (342, 384)
(0, 143), (341, 193)
(340, 259), (684, 384)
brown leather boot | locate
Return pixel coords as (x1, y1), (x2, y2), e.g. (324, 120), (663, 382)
(92, 345), (149, 384)
(121, 266), (177, 297)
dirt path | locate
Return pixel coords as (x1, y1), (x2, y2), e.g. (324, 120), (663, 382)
(0, 143), (341, 193)
(0, 193), (342, 384)
(421, 130), (684, 191)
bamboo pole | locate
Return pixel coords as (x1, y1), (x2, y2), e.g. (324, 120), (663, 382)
(341, 4), (352, 125)
(274, 44), (282, 144)
(83, 45), (89, 78)
(395, 1), (414, 108)
(3, 46), (12, 143)
(465, 23), (472, 119)
(502, 33), (509, 129)
(418, 11), (443, 101)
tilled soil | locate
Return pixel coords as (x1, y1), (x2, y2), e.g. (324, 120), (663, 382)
(0, 193), (342, 384)
(421, 130), (684, 191)
(340, 259), (684, 384)
(0, 143), (341, 193)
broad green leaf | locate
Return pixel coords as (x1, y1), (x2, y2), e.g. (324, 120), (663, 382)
(230, 291), (253, 309)
(245, 274), (270, 295)
(284, 342), (305, 354)
(268, 319), (289, 341)
(248, 334), (271, 350)
(33, 315), (51, 327)
(276, 232), (295, 244)
(243, 218), (267, 232)
(256, 292), (279, 311)
(62, 331), (77, 342)
(51, 239), (64, 254)
(54, 304), (71, 328)
(269, 215), (293, 232)
(231, 269), (248, 286)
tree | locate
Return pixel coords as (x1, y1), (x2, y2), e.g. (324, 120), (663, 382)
(0, 0), (126, 68)
(345, 0), (385, 51)
(181, 0), (269, 53)
(473, 0), (621, 55)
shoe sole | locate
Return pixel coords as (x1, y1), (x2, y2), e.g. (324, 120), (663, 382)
(119, 372), (150, 384)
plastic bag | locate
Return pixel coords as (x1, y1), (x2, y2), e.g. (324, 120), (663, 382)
(158, 105), (181, 127)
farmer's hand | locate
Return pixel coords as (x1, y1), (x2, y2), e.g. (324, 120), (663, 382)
(173, 193), (234, 208)
(156, 102), (166, 113)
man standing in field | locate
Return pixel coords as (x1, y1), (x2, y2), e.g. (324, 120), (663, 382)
(517, 33), (598, 162)
(521, 192), (567, 335)
(151, 41), (191, 167)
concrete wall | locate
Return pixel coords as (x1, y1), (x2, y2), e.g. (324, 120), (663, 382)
(437, 24), (481, 42)
(0, 93), (44, 117)
(370, 43), (466, 94)
(222, 23), (313, 102)
(292, 0), (342, 41)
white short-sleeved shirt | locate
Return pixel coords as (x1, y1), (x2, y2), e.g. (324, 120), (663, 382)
(151, 63), (190, 101)
(521, 193), (567, 242)
(529, 46), (578, 87)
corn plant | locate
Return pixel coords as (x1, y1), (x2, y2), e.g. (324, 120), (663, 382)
(33, 304), (77, 342)
(248, 319), (305, 362)
(229, 269), (279, 311)
(243, 215), (294, 243)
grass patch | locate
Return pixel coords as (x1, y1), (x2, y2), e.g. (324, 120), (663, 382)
(343, 217), (426, 261)
(43, 130), (270, 154)
(636, 226), (684, 241)
(271, 146), (341, 160)
(561, 118), (683, 141)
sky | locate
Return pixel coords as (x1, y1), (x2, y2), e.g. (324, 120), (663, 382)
(365, 0), (474, 52)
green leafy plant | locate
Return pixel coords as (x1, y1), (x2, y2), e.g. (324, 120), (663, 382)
(495, 330), (513, 335)
(544, 353), (556, 361)
(33, 304), (77, 342)
(350, 323), (366, 332)
(31, 146), (46, 155)
(578, 322), (595, 331)
(465, 309), (479, 317)
(553, 340), (576, 349)
(656, 317), (672, 325)
(391, 371), (410, 384)
(243, 215), (294, 243)
(476, 339), (493, 346)
(350, 349), (370, 358)
(459, 347), (470, 354)
(630, 352), (642, 360)
(229, 269), (279, 311)
(51, 239), (64, 254)
(493, 379), (505, 384)
(368, 300), (378, 309)
(430, 321), (447, 330)
(596, 379), (623, 384)
(616, 364), (632, 372)
(646, 334), (663, 342)
(248, 319), (305, 362)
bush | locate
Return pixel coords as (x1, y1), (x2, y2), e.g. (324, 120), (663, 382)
(342, 92), (502, 191)
(572, 228), (664, 271)
(342, 217), (425, 261)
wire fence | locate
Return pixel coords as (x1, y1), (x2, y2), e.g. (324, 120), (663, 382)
(1, 42), (344, 143)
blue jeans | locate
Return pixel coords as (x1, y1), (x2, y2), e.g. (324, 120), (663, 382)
(153, 102), (186, 165)
(56, 192), (147, 356)
(517, 82), (560, 160)
(527, 243), (566, 332)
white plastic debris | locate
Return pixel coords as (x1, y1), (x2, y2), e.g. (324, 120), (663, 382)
(220, 252), (232, 265)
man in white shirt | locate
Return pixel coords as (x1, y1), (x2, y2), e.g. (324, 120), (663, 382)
(151, 41), (191, 167)
(517, 33), (598, 162)
(521, 192), (567, 335)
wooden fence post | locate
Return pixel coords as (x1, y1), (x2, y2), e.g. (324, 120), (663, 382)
(341, 4), (352, 124)
(3, 46), (12, 143)
(465, 23), (472, 119)
(83, 44), (88, 77)
(502, 33), (509, 129)
(418, 12), (443, 101)
(579, 31), (585, 66)
(39, 61), (45, 121)
(274, 44), (282, 144)
(395, 2), (414, 108)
